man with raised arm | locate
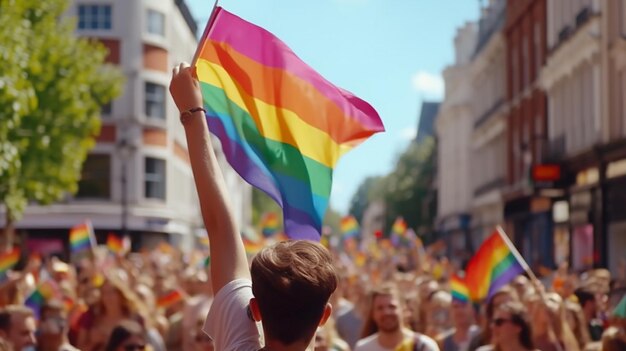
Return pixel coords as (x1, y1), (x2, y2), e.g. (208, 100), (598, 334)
(169, 63), (338, 351)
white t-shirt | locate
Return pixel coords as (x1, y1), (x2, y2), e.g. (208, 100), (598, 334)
(354, 331), (440, 351)
(203, 279), (262, 351)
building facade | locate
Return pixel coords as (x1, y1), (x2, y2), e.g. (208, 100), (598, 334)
(469, 0), (508, 247)
(436, 22), (478, 264)
(503, 0), (551, 270)
(541, 0), (626, 272)
(2, 0), (252, 255)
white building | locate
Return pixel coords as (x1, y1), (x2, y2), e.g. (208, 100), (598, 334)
(469, 0), (507, 247)
(4, 0), (251, 253)
(540, 0), (626, 272)
(435, 22), (477, 261)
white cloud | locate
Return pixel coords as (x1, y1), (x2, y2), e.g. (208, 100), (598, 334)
(400, 127), (417, 140)
(411, 71), (444, 99)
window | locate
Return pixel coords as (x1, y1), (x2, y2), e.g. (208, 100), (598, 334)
(522, 35), (530, 87)
(534, 23), (542, 77)
(76, 154), (111, 199)
(511, 46), (519, 95)
(147, 9), (165, 36)
(145, 82), (166, 119)
(78, 5), (112, 30)
(101, 101), (112, 117)
(145, 157), (166, 200)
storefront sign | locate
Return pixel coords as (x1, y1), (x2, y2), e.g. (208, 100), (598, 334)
(532, 164), (561, 182)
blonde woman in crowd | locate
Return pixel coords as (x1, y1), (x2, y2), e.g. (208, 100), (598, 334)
(75, 276), (144, 351)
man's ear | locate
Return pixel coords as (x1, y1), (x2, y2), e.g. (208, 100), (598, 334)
(249, 297), (262, 322)
(318, 303), (333, 327)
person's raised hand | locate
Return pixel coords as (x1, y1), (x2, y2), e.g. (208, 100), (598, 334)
(169, 62), (204, 113)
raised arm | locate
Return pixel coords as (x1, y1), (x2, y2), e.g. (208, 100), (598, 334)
(169, 63), (250, 294)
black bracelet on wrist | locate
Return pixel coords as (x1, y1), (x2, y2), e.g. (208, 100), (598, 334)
(180, 107), (206, 124)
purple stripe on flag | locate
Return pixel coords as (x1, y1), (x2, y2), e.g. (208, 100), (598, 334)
(486, 262), (526, 299)
(206, 114), (322, 239)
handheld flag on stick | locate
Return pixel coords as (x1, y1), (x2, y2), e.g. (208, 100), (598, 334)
(390, 217), (408, 246)
(261, 212), (280, 237)
(25, 279), (61, 318)
(70, 221), (96, 253)
(464, 227), (527, 302)
(450, 274), (470, 303)
(157, 289), (186, 309)
(0, 248), (20, 280)
(340, 216), (360, 238)
(106, 233), (123, 254)
(193, 7), (384, 240)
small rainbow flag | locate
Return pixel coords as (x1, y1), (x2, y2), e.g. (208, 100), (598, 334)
(390, 217), (408, 246)
(464, 228), (527, 301)
(450, 274), (470, 303)
(106, 233), (123, 254)
(261, 212), (280, 237)
(194, 7), (384, 241)
(25, 279), (61, 318)
(243, 237), (263, 255)
(70, 221), (93, 252)
(157, 290), (185, 309)
(391, 218), (407, 235)
(0, 248), (20, 279)
(340, 216), (360, 238)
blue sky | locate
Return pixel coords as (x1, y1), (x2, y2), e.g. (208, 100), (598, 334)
(186, 0), (479, 214)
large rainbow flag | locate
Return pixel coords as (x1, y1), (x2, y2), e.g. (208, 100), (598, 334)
(194, 7), (384, 240)
(464, 228), (526, 301)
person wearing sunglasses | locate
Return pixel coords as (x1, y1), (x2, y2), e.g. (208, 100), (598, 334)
(476, 301), (536, 351)
(104, 320), (148, 351)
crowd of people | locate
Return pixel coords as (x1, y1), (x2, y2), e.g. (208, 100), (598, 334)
(0, 231), (624, 351)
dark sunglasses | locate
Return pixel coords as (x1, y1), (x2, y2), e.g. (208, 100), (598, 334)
(491, 318), (513, 327)
(123, 344), (146, 351)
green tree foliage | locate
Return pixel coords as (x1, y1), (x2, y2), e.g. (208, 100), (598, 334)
(383, 137), (436, 238)
(251, 188), (282, 229)
(348, 137), (437, 241)
(348, 176), (384, 223)
(0, 0), (123, 248)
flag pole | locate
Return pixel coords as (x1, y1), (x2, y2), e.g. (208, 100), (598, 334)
(191, 0), (220, 67)
(496, 226), (563, 351)
(86, 220), (98, 250)
(495, 225), (539, 282)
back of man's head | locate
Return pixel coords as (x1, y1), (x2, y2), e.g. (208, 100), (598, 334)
(251, 240), (338, 346)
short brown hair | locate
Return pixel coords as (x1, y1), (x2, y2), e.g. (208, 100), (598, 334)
(0, 305), (34, 333)
(251, 240), (337, 345)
